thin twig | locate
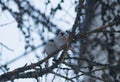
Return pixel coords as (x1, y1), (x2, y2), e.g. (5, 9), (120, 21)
(0, 21), (15, 27)
(51, 71), (74, 82)
(76, 20), (120, 39)
(0, 42), (14, 52)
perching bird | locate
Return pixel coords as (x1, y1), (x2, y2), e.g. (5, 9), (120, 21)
(45, 39), (59, 56)
(54, 32), (68, 50)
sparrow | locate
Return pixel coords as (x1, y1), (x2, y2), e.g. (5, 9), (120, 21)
(45, 39), (59, 56)
(54, 32), (68, 50)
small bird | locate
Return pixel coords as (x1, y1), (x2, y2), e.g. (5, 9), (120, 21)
(54, 32), (68, 50)
(45, 39), (59, 56)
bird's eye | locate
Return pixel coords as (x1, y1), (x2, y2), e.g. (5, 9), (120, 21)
(59, 32), (64, 36)
(49, 39), (54, 42)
